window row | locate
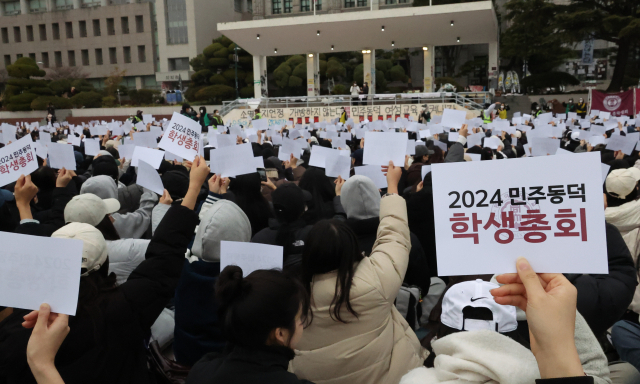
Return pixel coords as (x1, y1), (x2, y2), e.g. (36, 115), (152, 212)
(0, 16), (144, 44)
(3, 46), (147, 68)
(1, 0), (126, 14)
(272, 0), (321, 14)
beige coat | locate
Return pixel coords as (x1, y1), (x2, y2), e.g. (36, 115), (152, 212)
(292, 195), (428, 384)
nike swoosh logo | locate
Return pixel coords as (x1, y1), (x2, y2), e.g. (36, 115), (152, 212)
(470, 297), (487, 302)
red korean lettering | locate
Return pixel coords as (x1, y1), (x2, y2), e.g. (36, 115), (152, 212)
(520, 209), (552, 243)
(184, 137), (193, 150)
(450, 212), (482, 244)
(554, 208), (587, 241)
(167, 130), (177, 142)
(18, 156), (27, 168)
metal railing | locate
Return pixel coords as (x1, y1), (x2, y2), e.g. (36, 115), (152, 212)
(222, 92), (491, 114)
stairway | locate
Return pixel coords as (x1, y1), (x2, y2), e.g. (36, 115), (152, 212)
(493, 95), (531, 119)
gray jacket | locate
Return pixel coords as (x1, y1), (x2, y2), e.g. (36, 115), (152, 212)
(107, 239), (150, 285)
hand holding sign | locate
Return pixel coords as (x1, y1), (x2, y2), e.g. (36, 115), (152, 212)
(158, 112), (201, 161)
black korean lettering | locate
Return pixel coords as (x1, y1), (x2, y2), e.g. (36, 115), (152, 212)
(449, 191), (461, 209)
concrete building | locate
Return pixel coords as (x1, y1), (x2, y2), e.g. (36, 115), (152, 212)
(0, 0), (252, 91)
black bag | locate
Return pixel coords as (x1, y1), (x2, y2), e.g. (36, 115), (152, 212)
(147, 340), (191, 384)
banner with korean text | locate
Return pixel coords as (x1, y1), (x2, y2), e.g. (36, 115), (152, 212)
(431, 152), (607, 276)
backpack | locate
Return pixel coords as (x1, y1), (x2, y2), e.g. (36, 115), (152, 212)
(395, 284), (422, 330)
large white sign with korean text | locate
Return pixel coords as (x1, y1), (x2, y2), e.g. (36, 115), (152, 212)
(431, 152), (607, 276)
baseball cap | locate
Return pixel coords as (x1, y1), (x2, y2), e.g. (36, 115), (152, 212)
(606, 168), (640, 199)
(441, 279), (517, 333)
(64, 193), (120, 226)
(415, 144), (434, 158)
(52, 223), (108, 277)
(271, 183), (311, 223)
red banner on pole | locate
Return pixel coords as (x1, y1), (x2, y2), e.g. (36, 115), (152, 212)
(635, 88), (640, 117)
(590, 90), (634, 117)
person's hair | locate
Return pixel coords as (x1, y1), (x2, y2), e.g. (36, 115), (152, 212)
(301, 220), (363, 324)
(229, 173), (274, 235)
(94, 215), (121, 240)
(31, 166), (57, 192)
(216, 265), (309, 349)
(104, 147), (120, 159)
(298, 167), (336, 222)
(214, 109), (219, 114)
(480, 147), (494, 160)
(413, 154), (427, 164)
(428, 146), (445, 164)
(77, 260), (118, 342)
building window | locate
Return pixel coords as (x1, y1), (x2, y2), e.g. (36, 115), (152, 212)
(399, 0), (408, 2)
(385, 0), (395, 3)
(121, 16), (129, 34)
(301, 0), (310, 11)
(284, 0), (292, 13)
(54, 51), (62, 67)
(79, 20), (87, 37)
(29, 0), (46, 13)
(123, 46), (131, 63)
(168, 57), (190, 71)
(109, 47), (117, 64)
(95, 48), (103, 65)
(52, 23), (60, 39)
(344, 0), (354, 7)
(41, 52), (49, 67)
(247, 0), (252, 13)
(65, 21), (73, 38)
(357, 0), (366, 5)
(55, 0), (73, 10)
(68, 50), (76, 66)
(165, 0), (187, 44)
(29, 53), (36, 60)
(81, 49), (89, 65)
(272, 0), (281, 14)
(138, 45), (146, 62)
(315, 0), (321, 10)
(17, 54), (23, 59)
(135, 15), (144, 33)
(13, 27), (21, 43)
(234, 0), (241, 12)
(1, 28), (8, 44)
(3, 1), (21, 15)
(26, 26), (34, 42)
(39, 24), (47, 40)
(106, 18), (115, 35)
(4, 55), (11, 66)
(81, 0), (100, 7)
(92, 19), (101, 36)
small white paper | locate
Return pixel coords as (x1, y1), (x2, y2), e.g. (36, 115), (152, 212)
(601, 163), (611, 184)
(47, 142), (77, 170)
(143, 114), (153, 124)
(67, 135), (81, 147)
(158, 112), (202, 161)
(325, 151), (351, 179)
(362, 132), (408, 166)
(89, 125), (107, 136)
(118, 144), (135, 160)
(599, 111), (611, 120)
(40, 132), (51, 143)
(354, 165), (387, 189)
(209, 143), (256, 177)
(309, 146), (338, 168)
(406, 140), (416, 155)
(136, 160), (164, 195)
(84, 139), (101, 156)
(0, 136), (39, 187)
(0, 232), (82, 315)
(441, 109), (467, 129)
(220, 241), (283, 277)
(421, 164), (432, 181)
(133, 131), (158, 148)
(252, 119), (268, 131)
(131, 147), (165, 169)
(466, 153), (481, 162)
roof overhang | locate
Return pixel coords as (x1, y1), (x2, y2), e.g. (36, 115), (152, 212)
(217, 1), (499, 57)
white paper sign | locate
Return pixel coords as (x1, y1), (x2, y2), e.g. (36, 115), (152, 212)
(0, 136), (39, 187)
(209, 143), (256, 177)
(84, 139), (101, 157)
(158, 112), (202, 161)
(354, 165), (387, 189)
(131, 147), (165, 169)
(220, 241), (283, 277)
(431, 152), (607, 276)
(441, 109), (467, 129)
(309, 145), (338, 168)
(363, 132), (407, 166)
(0, 231), (82, 315)
(325, 151), (351, 179)
(136, 160), (164, 195)
(47, 142), (77, 170)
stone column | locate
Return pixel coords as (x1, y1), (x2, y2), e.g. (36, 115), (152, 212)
(423, 45), (434, 92)
(253, 55), (264, 98)
(488, 41), (499, 91)
(252, 0), (264, 19)
(306, 53), (316, 96)
(20, 0), (29, 15)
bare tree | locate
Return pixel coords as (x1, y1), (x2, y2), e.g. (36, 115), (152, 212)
(44, 66), (90, 80)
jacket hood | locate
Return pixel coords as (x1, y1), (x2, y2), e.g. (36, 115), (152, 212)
(80, 175), (118, 199)
(340, 175), (380, 220)
(605, 199), (640, 233)
(400, 330), (539, 384)
(192, 200), (252, 262)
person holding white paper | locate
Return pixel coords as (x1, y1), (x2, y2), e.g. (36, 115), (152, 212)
(298, 167), (344, 224)
(406, 145), (434, 186)
(293, 161), (428, 384)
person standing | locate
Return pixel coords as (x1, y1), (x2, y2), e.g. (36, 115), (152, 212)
(576, 98), (587, 119)
(418, 106), (431, 124)
(350, 82), (361, 104)
(198, 106), (211, 133)
(361, 82), (369, 106)
(339, 107), (348, 124)
(212, 110), (224, 127)
(254, 108), (263, 120)
(181, 103), (198, 121)
(131, 110), (143, 124)
(563, 99), (577, 114)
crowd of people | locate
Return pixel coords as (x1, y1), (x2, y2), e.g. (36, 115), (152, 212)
(0, 100), (640, 384)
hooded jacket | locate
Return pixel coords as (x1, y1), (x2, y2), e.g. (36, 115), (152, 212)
(173, 200), (252, 366)
(605, 199), (640, 314)
(107, 239), (150, 285)
(340, 176), (431, 293)
(0, 205), (198, 384)
(291, 195), (428, 384)
(80, 175), (157, 239)
(401, 312), (610, 384)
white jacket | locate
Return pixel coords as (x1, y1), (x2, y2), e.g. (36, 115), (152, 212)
(107, 239), (150, 285)
(605, 199), (640, 313)
(350, 85), (360, 96)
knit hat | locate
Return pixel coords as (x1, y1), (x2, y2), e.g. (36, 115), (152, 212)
(161, 170), (190, 200)
(272, 183), (311, 223)
(52, 223), (108, 277)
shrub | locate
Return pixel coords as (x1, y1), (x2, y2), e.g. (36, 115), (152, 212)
(223, 69), (245, 81)
(102, 96), (116, 107)
(210, 74), (228, 85)
(129, 89), (160, 105)
(203, 43), (225, 58)
(213, 48), (229, 58)
(292, 63), (306, 80)
(240, 86), (254, 98)
(31, 96), (73, 110)
(6, 78), (49, 88)
(332, 84), (348, 95)
(521, 72), (580, 93)
(191, 69), (213, 84)
(10, 93), (39, 105)
(30, 87), (54, 96)
(6, 103), (33, 111)
(208, 58), (229, 67)
(326, 60), (346, 79)
(49, 79), (72, 96)
(194, 85), (235, 103)
(376, 59), (393, 73)
(286, 55), (306, 67)
(389, 65), (407, 82)
(7, 57), (46, 78)
(288, 76), (303, 87)
(70, 91), (103, 108)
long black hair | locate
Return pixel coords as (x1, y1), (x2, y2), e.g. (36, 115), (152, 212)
(229, 173), (274, 236)
(216, 265), (310, 349)
(301, 219), (363, 324)
(94, 215), (121, 241)
(298, 167), (336, 223)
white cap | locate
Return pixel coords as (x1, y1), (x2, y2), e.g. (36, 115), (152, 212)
(52, 223), (108, 276)
(441, 279), (517, 333)
(606, 168), (640, 199)
(64, 193), (120, 226)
